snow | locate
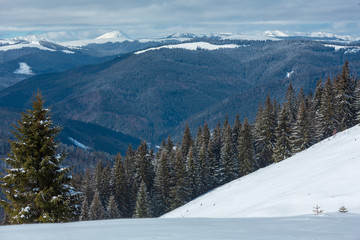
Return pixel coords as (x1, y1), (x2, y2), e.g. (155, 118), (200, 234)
(134, 42), (240, 54)
(165, 125), (360, 218)
(286, 70), (294, 78)
(14, 62), (34, 75)
(264, 30), (289, 37)
(62, 50), (75, 54)
(68, 137), (90, 150)
(324, 44), (360, 54)
(0, 214), (359, 240)
(61, 31), (133, 48)
(0, 43), (56, 52)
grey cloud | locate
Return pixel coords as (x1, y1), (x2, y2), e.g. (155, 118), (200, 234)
(0, 0), (359, 40)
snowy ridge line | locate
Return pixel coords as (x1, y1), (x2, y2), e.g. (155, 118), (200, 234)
(164, 125), (360, 218)
(134, 42), (241, 54)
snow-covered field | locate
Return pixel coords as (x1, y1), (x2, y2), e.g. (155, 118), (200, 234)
(165, 125), (360, 218)
(1, 214), (360, 240)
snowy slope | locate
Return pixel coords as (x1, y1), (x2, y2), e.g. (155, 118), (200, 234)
(1, 214), (360, 240)
(135, 42), (240, 54)
(164, 125), (360, 218)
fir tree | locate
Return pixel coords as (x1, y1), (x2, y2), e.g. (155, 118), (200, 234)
(186, 146), (198, 199)
(237, 117), (254, 176)
(273, 107), (292, 162)
(106, 195), (121, 219)
(180, 123), (193, 158)
(169, 148), (190, 210)
(254, 95), (277, 168)
(291, 98), (315, 153)
(334, 61), (356, 131)
(284, 82), (297, 125)
(220, 123), (238, 183)
(88, 191), (105, 220)
(111, 154), (127, 218)
(316, 77), (336, 140)
(0, 91), (78, 224)
(79, 196), (89, 221)
(354, 79), (360, 123)
(134, 181), (151, 218)
(209, 122), (223, 186)
(153, 150), (171, 216)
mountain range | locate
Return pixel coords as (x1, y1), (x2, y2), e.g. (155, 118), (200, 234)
(1, 31), (360, 154)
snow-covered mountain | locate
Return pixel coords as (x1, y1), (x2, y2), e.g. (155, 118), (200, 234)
(62, 30), (134, 48)
(164, 125), (360, 218)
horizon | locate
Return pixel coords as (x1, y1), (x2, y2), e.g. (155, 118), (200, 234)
(1, 0), (359, 41)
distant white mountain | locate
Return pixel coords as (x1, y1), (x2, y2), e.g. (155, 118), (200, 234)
(164, 125), (360, 218)
(61, 30), (134, 48)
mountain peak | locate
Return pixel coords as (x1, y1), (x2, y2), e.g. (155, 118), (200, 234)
(95, 30), (132, 40)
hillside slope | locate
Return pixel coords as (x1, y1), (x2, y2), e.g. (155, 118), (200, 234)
(164, 125), (360, 218)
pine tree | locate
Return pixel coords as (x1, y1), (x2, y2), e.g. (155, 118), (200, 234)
(237, 117), (254, 176)
(284, 82), (297, 125)
(254, 95), (277, 168)
(180, 123), (193, 158)
(134, 181), (151, 218)
(81, 169), (94, 206)
(186, 145), (198, 199)
(169, 148), (190, 210)
(197, 141), (210, 194)
(88, 191), (105, 220)
(334, 61), (356, 131)
(209, 122), (223, 186)
(123, 145), (136, 217)
(134, 142), (154, 193)
(153, 150), (171, 216)
(106, 195), (121, 219)
(273, 107), (292, 162)
(0, 91), (78, 224)
(354, 80), (360, 123)
(220, 123), (238, 183)
(291, 98), (315, 153)
(111, 154), (127, 218)
(316, 77), (336, 140)
(79, 196), (90, 221)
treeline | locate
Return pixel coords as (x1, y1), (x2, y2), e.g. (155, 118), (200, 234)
(73, 61), (360, 220)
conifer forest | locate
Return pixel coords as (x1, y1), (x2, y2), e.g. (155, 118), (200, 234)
(1, 61), (360, 223)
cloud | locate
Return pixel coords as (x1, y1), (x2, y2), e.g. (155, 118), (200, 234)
(0, 0), (359, 40)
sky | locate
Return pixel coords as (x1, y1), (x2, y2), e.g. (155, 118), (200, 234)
(0, 0), (359, 41)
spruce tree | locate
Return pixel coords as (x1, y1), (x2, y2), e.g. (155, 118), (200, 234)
(273, 107), (292, 162)
(106, 195), (121, 219)
(316, 77), (336, 140)
(237, 117), (254, 176)
(153, 150), (171, 216)
(186, 145), (198, 199)
(0, 91), (78, 224)
(220, 123), (238, 183)
(111, 154), (127, 218)
(209, 122), (223, 186)
(291, 98), (315, 153)
(169, 148), (190, 210)
(180, 123), (193, 158)
(334, 61), (356, 131)
(355, 80), (360, 123)
(134, 181), (151, 218)
(88, 191), (105, 220)
(79, 196), (90, 221)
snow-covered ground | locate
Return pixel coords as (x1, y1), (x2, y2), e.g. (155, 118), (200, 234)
(1, 124), (360, 239)
(1, 214), (360, 240)
(134, 42), (241, 54)
(165, 125), (360, 218)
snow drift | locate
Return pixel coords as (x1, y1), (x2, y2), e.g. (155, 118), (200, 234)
(164, 125), (360, 218)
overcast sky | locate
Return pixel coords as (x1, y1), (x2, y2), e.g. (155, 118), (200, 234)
(0, 0), (359, 41)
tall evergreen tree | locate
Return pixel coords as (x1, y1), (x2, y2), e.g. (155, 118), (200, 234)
(284, 82), (298, 125)
(169, 148), (190, 210)
(334, 61), (356, 131)
(273, 107), (292, 162)
(134, 181), (151, 218)
(291, 98), (316, 153)
(316, 77), (336, 140)
(220, 123), (238, 183)
(254, 95), (277, 168)
(180, 123), (192, 158)
(355, 80), (360, 123)
(111, 154), (127, 218)
(88, 191), (105, 220)
(0, 91), (78, 224)
(106, 195), (121, 219)
(153, 150), (171, 216)
(79, 196), (89, 221)
(209, 122), (223, 186)
(237, 117), (254, 176)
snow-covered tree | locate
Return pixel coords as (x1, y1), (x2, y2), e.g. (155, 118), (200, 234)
(0, 91), (78, 224)
(134, 181), (151, 218)
(106, 195), (121, 219)
(88, 191), (105, 220)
